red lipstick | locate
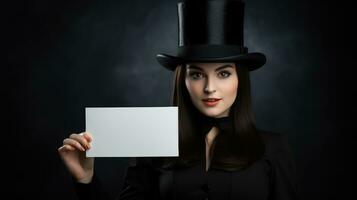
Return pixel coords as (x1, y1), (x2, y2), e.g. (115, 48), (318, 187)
(202, 98), (222, 107)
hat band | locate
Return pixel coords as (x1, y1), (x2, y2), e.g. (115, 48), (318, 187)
(178, 45), (248, 59)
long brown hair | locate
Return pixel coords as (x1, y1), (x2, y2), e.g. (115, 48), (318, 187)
(155, 63), (265, 171)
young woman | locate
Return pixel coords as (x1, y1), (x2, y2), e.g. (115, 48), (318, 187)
(58, 0), (299, 199)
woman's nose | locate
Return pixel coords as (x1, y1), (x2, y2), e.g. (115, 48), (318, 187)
(204, 77), (216, 94)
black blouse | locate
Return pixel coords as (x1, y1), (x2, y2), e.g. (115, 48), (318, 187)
(73, 130), (299, 200)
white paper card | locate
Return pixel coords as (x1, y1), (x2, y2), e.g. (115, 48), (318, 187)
(85, 107), (178, 157)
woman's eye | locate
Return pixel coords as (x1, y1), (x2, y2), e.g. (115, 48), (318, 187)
(189, 72), (204, 79)
(219, 71), (231, 78)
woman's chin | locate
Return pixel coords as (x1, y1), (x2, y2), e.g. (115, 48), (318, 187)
(200, 109), (226, 118)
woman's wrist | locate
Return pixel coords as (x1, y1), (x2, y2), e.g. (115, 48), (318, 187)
(76, 171), (94, 184)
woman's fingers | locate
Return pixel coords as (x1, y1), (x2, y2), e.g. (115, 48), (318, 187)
(58, 144), (75, 152)
(59, 132), (93, 153)
(63, 138), (86, 151)
(80, 132), (93, 143)
(70, 133), (91, 149)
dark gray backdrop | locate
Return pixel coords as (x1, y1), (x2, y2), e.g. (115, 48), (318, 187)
(6, 0), (337, 199)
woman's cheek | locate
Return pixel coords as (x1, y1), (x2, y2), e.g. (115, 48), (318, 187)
(229, 84), (238, 103)
(191, 89), (200, 104)
(191, 84), (203, 106)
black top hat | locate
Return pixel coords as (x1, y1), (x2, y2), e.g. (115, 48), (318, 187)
(156, 0), (266, 71)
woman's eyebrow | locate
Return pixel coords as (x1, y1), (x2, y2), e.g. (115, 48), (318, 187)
(215, 65), (233, 71)
(187, 64), (233, 71)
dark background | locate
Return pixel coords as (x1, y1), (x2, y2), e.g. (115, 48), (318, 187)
(6, 0), (337, 199)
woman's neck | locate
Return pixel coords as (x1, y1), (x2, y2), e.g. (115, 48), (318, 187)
(205, 126), (219, 144)
(205, 126), (220, 172)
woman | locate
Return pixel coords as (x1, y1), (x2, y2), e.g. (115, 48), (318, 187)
(58, 0), (299, 199)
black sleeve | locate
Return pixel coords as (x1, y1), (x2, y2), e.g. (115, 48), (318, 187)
(73, 158), (161, 200)
(73, 172), (112, 200)
(268, 133), (300, 200)
(117, 157), (161, 200)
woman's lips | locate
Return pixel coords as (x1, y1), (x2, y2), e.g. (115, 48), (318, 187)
(202, 98), (222, 107)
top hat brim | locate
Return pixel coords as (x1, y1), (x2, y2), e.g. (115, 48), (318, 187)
(156, 52), (266, 71)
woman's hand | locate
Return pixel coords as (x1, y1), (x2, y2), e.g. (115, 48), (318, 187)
(58, 132), (95, 183)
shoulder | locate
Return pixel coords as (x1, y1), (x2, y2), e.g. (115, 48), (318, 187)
(257, 129), (294, 157)
(257, 130), (300, 197)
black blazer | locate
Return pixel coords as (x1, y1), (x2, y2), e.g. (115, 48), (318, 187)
(74, 130), (299, 200)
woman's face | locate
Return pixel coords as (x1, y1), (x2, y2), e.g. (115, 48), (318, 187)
(185, 62), (238, 118)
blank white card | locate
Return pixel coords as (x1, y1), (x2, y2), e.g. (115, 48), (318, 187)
(85, 107), (178, 157)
